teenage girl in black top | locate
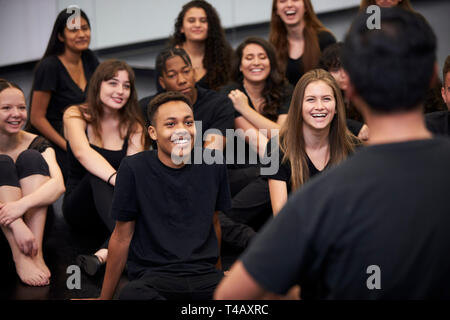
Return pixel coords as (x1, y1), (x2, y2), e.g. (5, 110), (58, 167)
(0, 79), (65, 286)
(28, 8), (99, 179)
(62, 60), (148, 275)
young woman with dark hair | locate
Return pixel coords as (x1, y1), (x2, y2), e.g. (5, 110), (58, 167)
(168, 0), (233, 91)
(62, 60), (147, 275)
(220, 37), (293, 235)
(0, 79), (65, 286)
(28, 8), (99, 179)
(269, 0), (336, 86)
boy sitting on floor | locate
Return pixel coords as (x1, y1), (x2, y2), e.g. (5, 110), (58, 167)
(90, 91), (231, 300)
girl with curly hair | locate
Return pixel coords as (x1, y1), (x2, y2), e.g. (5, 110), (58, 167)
(168, 0), (233, 91)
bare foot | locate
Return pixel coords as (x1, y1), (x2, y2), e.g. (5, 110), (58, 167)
(34, 254), (51, 279)
(14, 255), (50, 287)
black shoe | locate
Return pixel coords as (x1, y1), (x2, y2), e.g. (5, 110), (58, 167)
(76, 254), (102, 276)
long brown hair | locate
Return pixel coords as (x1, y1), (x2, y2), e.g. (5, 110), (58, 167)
(269, 0), (329, 75)
(81, 59), (148, 149)
(359, 0), (415, 11)
(279, 69), (358, 191)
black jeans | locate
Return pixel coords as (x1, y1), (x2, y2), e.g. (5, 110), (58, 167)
(119, 269), (224, 300)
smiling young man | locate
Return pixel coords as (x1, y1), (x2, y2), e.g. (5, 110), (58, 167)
(215, 8), (450, 300)
(92, 91), (231, 300)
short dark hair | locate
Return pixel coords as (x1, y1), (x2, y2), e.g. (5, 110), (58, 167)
(147, 91), (193, 126)
(342, 8), (436, 113)
(443, 55), (450, 85)
(319, 42), (344, 71)
(155, 47), (192, 77)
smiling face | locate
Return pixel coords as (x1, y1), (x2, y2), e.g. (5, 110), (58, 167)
(302, 80), (336, 132)
(0, 88), (27, 135)
(99, 70), (131, 111)
(276, 0), (305, 27)
(148, 100), (196, 168)
(181, 7), (208, 42)
(240, 43), (271, 84)
(59, 17), (91, 53)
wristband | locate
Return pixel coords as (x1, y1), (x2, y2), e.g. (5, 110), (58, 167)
(107, 172), (117, 185)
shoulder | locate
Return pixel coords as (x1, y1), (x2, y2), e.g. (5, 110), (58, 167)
(197, 87), (233, 109)
(34, 56), (60, 77)
(63, 105), (83, 118)
(82, 49), (99, 65)
(317, 30), (337, 49)
(26, 133), (53, 153)
(220, 82), (242, 95)
(124, 150), (156, 168)
(139, 94), (156, 111)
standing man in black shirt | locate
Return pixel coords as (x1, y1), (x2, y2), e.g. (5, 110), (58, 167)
(215, 8), (450, 299)
(90, 91), (231, 300)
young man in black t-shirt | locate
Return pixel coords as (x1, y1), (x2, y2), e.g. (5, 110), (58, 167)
(215, 8), (450, 299)
(91, 91), (231, 300)
(140, 47), (256, 252)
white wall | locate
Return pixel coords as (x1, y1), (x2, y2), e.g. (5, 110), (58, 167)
(0, 0), (360, 67)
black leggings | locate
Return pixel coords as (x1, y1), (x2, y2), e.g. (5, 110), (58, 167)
(62, 173), (115, 249)
(0, 150), (50, 187)
(0, 150), (52, 263)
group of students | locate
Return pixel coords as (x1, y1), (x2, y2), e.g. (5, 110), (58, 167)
(1, 0), (450, 299)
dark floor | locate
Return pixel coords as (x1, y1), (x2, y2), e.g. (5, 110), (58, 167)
(0, 197), (241, 300)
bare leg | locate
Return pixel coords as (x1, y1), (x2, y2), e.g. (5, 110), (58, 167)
(94, 248), (108, 264)
(0, 186), (49, 286)
(20, 174), (51, 279)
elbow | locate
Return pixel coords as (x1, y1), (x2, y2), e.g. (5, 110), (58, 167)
(57, 183), (66, 198)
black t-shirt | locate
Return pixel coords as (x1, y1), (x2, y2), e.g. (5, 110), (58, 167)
(29, 50), (99, 134)
(221, 82), (292, 168)
(139, 85), (235, 138)
(425, 111), (450, 136)
(111, 150), (232, 280)
(262, 138), (322, 194)
(242, 138), (450, 299)
(286, 31), (336, 86)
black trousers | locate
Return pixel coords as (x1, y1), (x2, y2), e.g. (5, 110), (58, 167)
(219, 167), (272, 250)
(62, 173), (114, 249)
(119, 269), (224, 300)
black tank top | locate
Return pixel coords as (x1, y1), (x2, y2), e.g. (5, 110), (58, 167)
(66, 135), (129, 194)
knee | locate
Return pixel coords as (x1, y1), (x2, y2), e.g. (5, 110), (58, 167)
(0, 155), (19, 188)
(16, 149), (50, 180)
